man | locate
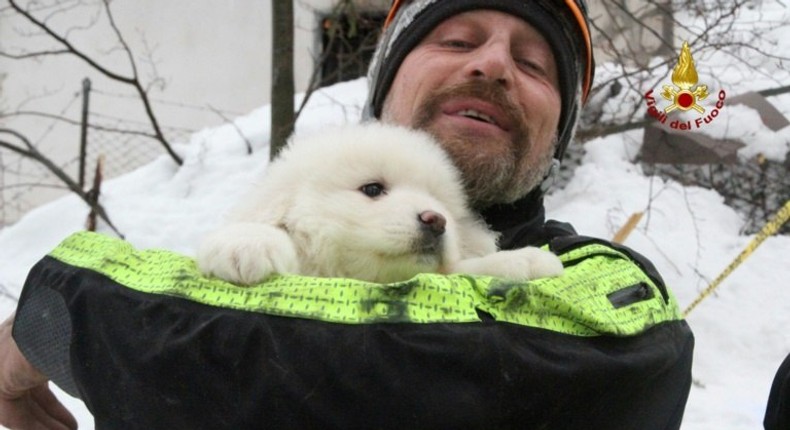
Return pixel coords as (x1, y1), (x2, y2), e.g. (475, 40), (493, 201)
(1, 1), (693, 429)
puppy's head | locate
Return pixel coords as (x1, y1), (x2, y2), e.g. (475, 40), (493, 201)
(245, 123), (478, 283)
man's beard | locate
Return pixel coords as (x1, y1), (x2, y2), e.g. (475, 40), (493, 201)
(411, 81), (555, 209)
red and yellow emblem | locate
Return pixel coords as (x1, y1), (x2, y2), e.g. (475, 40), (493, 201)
(661, 41), (709, 113)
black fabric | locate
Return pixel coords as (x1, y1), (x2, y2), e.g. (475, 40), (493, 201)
(765, 352), (790, 430)
(13, 268), (79, 397)
(17, 256), (693, 430)
(481, 189), (576, 249)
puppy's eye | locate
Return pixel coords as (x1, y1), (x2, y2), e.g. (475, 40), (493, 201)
(360, 182), (386, 198)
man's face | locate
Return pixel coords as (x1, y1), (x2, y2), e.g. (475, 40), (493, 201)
(381, 10), (561, 208)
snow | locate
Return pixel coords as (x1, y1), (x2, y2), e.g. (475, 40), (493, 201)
(2, 8), (790, 430)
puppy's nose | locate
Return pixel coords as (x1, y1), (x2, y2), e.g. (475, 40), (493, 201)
(418, 211), (446, 236)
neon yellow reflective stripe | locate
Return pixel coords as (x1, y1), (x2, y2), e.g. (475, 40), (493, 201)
(47, 232), (482, 324)
(47, 231), (682, 336)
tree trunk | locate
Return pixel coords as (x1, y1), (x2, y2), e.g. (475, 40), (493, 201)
(659, 0), (674, 58)
(270, 0), (295, 160)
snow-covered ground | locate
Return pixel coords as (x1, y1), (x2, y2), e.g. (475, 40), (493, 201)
(2, 3), (790, 428)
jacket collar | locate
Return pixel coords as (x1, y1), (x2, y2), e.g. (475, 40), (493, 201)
(479, 189), (546, 248)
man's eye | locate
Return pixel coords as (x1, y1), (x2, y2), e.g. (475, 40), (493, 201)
(360, 182), (386, 198)
(441, 39), (474, 49)
(516, 58), (546, 75)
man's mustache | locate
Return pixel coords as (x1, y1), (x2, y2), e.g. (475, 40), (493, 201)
(414, 80), (527, 136)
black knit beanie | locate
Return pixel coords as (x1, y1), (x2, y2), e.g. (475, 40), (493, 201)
(363, 0), (594, 162)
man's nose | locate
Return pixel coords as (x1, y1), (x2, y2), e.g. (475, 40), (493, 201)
(464, 40), (513, 87)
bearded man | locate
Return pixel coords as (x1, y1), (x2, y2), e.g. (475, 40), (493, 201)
(0, 1), (693, 429)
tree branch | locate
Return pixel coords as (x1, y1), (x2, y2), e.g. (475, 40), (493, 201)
(0, 128), (124, 237)
(208, 105), (253, 154)
(8, 0), (135, 84)
(6, 0), (183, 165)
(0, 110), (159, 139)
(0, 49), (71, 59)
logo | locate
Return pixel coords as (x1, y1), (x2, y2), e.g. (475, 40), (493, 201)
(644, 41), (726, 130)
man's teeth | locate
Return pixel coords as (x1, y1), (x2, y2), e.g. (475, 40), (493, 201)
(458, 109), (495, 125)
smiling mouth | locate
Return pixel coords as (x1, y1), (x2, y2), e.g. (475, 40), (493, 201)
(456, 109), (498, 126)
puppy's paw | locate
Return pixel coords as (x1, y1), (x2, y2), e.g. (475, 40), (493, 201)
(506, 247), (564, 279)
(452, 247), (563, 281)
(197, 222), (299, 285)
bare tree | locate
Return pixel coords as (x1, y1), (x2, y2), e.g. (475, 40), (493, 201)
(0, 128), (122, 236)
(294, 0), (382, 122)
(2, 0), (182, 165)
(580, 0), (790, 140)
(272, 0), (384, 159)
(270, 0), (295, 159)
(579, 0), (790, 237)
(0, 0), (187, 230)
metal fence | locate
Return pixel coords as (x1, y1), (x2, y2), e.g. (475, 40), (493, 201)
(0, 79), (200, 227)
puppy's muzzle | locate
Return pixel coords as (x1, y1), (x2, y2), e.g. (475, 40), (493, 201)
(416, 210), (446, 254)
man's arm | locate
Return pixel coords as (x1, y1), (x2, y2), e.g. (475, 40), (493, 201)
(0, 313), (77, 430)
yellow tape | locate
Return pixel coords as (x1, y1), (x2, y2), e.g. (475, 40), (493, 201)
(683, 200), (790, 316)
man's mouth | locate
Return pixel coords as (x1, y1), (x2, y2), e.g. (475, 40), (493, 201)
(413, 82), (524, 137)
(442, 100), (512, 133)
(456, 109), (497, 126)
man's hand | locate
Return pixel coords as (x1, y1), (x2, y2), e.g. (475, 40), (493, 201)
(0, 313), (77, 430)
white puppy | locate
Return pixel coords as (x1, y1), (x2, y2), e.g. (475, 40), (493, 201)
(197, 123), (563, 285)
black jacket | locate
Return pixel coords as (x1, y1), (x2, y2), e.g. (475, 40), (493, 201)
(14, 193), (694, 430)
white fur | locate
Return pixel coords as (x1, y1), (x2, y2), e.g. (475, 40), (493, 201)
(197, 123), (563, 285)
